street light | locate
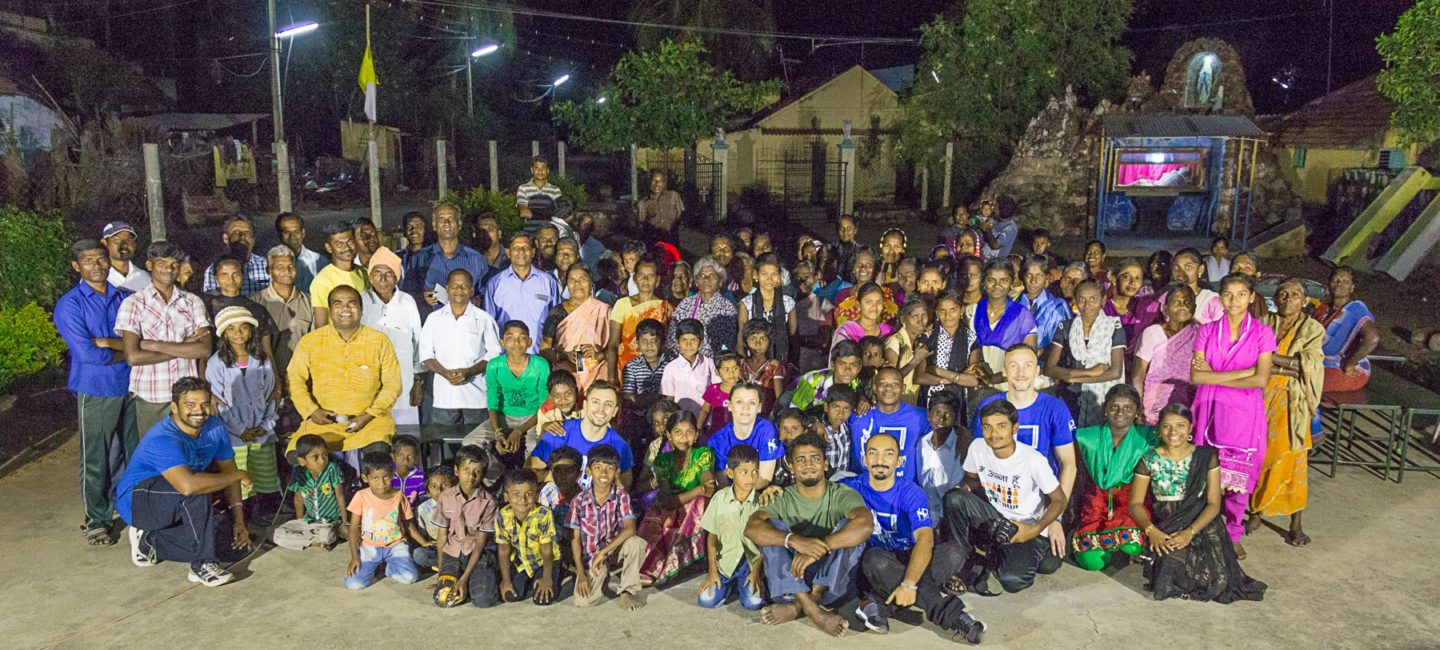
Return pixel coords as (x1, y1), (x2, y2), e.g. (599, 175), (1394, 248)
(596, 96), (606, 104)
(275, 21), (318, 38)
(466, 43), (500, 117)
(269, 2), (317, 212)
(471, 43), (499, 58)
(552, 74), (571, 87)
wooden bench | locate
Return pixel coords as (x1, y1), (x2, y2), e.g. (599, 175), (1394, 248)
(1318, 365), (1440, 482)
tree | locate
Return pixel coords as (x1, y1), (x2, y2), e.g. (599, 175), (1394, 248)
(898, 0), (1132, 165)
(628, 0), (777, 81)
(551, 40), (779, 152)
(1377, 0), (1440, 146)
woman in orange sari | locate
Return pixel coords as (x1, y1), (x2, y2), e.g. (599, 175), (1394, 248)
(541, 266), (611, 392)
(1248, 279), (1324, 547)
(606, 258), (673, 382)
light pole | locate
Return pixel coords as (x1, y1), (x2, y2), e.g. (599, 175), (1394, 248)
(268, 0), (316, 212)
(466, 43), (499, 118)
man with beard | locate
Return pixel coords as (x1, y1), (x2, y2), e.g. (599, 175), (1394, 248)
(116, 376), (252, 587)
(746, 433), (871, 638)
(101, 221), (151, 292)
(533, 223), (560, 272)
(310, 222), (370, 328)
(203, 217), (269, 295)
(843, 434), (985, 644)
(351, 218), (382, 269)
(420, 203), (488, 312)
(848, 368), (927, 483)
(274, 212), (327, 292)
(116, 241), (213, 434)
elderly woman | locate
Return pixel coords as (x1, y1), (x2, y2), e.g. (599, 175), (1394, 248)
(1313, 266), (1380, 392)
(667, 260), (692, 308)
(542, 266), (612, 392)
(1045, 279), (1126, 427)
(669, 256), (738, 357)
(834, 248), (899, 327)
(1247, 279), (1325, 547)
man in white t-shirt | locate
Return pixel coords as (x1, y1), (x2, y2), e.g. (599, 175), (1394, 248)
(420, 268), (502, 454)
(941, 399), (1067, 596)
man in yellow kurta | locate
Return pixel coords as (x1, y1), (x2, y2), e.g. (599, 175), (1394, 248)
(286, 284), (400, 454)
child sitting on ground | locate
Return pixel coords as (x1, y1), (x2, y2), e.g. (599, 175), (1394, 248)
(345, 452), (424, 590)
(432, 445), (500, 608)
(697, 444), (766, 610)
(412, 466), (456, 570)
(569, 445), (647, 610)
(274, 434), (347, 551)
(497, 469), (563, 606)
(637, 411), (716, 586)
(698, 351), (742, 440)
(205, 306), (280, 512)
(391, 435), (426, 507)
(539, 445), (584, 569)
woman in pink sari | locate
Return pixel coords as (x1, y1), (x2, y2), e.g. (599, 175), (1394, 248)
(541, 266), (611, 392)
(830, 282), (895, 349)
(1189, 273), (1275, 559)
(1132, 286), (1199, 424)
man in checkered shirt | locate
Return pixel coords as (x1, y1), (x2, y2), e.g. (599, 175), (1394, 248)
(116, 241), (213, 435)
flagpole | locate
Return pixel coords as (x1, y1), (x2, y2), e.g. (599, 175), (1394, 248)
(366, 2), (382, 227)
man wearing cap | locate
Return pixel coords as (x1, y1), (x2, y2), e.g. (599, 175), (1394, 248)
(102, 221), (151, 293)
(419, 203), (488, 312)
(250, 245), (314, 380)
(54, 238), (138, 546)
(286, 284), (401, 457)
(116, 241), (213, 435)
(274, 212), (327, 293)
(202, 216), (269, 296)
(361, 246), (424, 429)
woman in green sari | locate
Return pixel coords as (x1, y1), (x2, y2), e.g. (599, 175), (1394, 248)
(637, 410), (716, 586)
(1071, 384), (1156, 571)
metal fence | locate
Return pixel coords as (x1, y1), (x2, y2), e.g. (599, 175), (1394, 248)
(756, 152), (848, 221)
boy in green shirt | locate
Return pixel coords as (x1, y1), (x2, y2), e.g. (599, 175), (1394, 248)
(698, 444), (766, 610)
(471, 321), (551, 466)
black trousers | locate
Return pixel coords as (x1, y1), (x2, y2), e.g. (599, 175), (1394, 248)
(129, 475), (239, 565)
(859, 545), (968, 629)
(941, 490), (1047, 594)
(441, 550), (499, 608)
(504, 561), (566, 606)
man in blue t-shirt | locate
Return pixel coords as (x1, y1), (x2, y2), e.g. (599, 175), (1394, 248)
(528, 381), (634, 489)
(844, 433), (984, 643)
(849, 368), (927, 483)
(115, 376), (252, 587)
(710, 383), (783, 488)
(971, 344), (1076, 570)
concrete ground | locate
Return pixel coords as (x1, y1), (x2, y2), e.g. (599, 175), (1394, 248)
(4, 435), (1439, 649)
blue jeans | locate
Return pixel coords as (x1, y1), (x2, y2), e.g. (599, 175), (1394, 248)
(697, 559), (765, 610)
(345, 543), (421, 590)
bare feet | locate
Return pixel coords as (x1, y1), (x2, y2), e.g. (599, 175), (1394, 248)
(1233, 541), (1247, 560)
(761, 602), (801, 625)
(618, 592), (646, 611)
(1244, 514), (1263, 534)
(808, 607), (849, 638)
(1287, 529), (1311, 547)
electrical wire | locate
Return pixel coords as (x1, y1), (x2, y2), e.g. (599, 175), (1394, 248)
(1127, 8), (1324, 33)
(55, 0), (201, 25)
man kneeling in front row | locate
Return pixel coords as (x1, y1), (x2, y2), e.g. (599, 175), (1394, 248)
(116, 376), (253, 586)
(943, 399), (1067, 596)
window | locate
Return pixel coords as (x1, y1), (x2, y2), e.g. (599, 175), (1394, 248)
(1292, 147), (1307, 168)
(1378, 148), (1406, 170)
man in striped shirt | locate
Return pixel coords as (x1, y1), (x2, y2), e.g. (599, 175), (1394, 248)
(517, 157), (564, 223)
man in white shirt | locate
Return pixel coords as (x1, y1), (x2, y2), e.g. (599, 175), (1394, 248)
(102, 221), (151, 292)
(941, 399), (1067, 596)
(420, 268), (501, 450)
(361, 247), (424, 431)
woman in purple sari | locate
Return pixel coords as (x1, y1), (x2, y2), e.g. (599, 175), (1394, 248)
(967, 259), (1038, 381)
(1106, 261), (1162, 349)
(1189, 274), (1275, 560)
(1132, 287), (1199, 424)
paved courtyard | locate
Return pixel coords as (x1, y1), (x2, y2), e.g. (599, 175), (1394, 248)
(4, 434), (1439, 649)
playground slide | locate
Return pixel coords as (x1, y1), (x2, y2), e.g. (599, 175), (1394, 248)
(1322, 166), (1436, 267)
(1373, 192), (1440, 282)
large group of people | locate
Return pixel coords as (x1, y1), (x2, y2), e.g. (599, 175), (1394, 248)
(53, 163), (1384, 642)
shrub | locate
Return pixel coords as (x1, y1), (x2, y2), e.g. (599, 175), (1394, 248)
(0, 205), (71, 309)
(442, 177), (590, 238)
(0, 302), (66, 391)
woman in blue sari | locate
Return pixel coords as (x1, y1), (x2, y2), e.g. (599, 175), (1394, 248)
(967, 259), (1038, 383)
(1312, 266), (1380, 392)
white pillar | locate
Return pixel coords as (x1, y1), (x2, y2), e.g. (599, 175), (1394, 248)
(275, 141), (292, 213)
(629, 143), (639, 203)
(838, 137), (856, 217)
(436, 139), (448, 200)
(712, 136), (729, 223)
(488, 140), (499, 192)
(557, 141), (566, 178)
(942, 141), (954, 210)
(531, 140), (540, 158)
(920, 163), (929, 213)
(143, 143), (165, 241)
(368, 137), (382, 227)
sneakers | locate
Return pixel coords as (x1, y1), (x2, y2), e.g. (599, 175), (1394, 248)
(128, 526), (157, 567)
(187, 562), (235, 587)
(856, 598), (890, 634)
(951, 612), (987, 645)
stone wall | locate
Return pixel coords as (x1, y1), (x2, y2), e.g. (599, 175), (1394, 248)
(984, 87), (1104, 237)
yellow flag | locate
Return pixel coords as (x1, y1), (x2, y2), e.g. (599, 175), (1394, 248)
(358, 44), (379, 122)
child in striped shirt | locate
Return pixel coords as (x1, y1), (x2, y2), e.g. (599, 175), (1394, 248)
(273, 434), (348, 550)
